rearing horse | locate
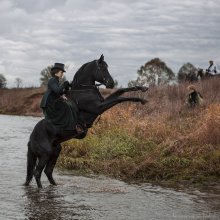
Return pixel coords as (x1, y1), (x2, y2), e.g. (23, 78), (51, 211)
(24, 55), (148, 188)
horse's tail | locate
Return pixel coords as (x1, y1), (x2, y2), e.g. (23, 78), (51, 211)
(24, 141), (37, 186)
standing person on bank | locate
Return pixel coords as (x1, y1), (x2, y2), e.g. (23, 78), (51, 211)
(40, 63), (83, 134)
(186, 85), (203, 107)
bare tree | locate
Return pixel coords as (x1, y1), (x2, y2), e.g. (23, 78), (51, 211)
(0, 74), (7, 88)
(40, 65), (52, 87)
(40, 65), (68, 87)
(15, 77), (23, 88)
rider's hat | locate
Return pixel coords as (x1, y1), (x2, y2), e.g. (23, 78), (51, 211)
(51, 63), (66, 72)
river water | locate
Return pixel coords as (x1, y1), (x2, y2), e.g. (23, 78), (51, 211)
(0, 114), (219, 220)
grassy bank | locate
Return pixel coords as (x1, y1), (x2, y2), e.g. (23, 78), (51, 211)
(0, 87), (44, 116)
(57, 79), (220, 186)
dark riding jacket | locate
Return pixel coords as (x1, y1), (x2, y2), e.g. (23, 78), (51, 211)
(40, 76), (65, 108)
(188, 90), (203, 107)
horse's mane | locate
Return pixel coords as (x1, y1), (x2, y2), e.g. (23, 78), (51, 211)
(72, 60), (96, 87)
(76, 62), (89, 74)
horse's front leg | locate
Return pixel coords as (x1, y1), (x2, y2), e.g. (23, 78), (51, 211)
(105, 86), (148, 101)
(99, 96), (147, 113)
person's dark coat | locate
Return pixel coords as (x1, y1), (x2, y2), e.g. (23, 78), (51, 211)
(187, 90), (203, 107)
(40, 76), (66, 108)
(40, 76), (78, 130)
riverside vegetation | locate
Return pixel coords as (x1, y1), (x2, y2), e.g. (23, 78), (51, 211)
(0, 79), (220, 186)
(58, 79), (220, 187)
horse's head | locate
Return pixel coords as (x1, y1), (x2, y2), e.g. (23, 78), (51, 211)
(94, 54), (114, 88)
(197, 68), (206, 79)
(72, 54), (114, 89)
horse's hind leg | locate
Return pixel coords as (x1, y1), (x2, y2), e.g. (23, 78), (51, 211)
(24, 142), (37, 186)
(34, 153), (51, 188)
(44, 144), (62, 185)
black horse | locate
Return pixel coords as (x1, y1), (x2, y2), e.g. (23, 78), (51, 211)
(197, 68), (220, 80)
(197, 68), (211, 80)
(24, 55), (148, 188)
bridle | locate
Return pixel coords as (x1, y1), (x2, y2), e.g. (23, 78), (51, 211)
(68, 61), (105, 103)
(72, 60), (108, 89)
(95, 61), (110, 87)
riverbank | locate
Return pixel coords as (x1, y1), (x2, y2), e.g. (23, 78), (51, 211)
(0, 87), (44, 116)
(57, 104), (220, 188)
(1, 79), (220, 187)
(57, 79), (220, 187)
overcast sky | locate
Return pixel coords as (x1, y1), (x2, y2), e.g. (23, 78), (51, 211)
(0, 0), (219, 87)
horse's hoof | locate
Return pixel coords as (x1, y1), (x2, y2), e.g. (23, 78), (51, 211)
(141, 99), (148, 105)
(23, 182), (29, 187)
(50, 180), (57, 186)
(141, 86), (148, 92)
(37, 185), (43, 189)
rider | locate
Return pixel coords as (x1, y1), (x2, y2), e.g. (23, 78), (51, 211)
(206, 60), (217, 76)
(40, 63), (83, 134)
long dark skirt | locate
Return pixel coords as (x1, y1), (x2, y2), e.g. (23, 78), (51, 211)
(44, 98), (78, 131)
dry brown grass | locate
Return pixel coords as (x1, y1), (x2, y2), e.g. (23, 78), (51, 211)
(58, 78), (220, 185)
(0, 87), (44, 115)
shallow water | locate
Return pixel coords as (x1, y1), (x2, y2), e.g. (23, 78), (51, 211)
(0, 115), (219, 220)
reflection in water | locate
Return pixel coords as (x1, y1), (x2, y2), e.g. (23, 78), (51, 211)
(24, 187), (62, 220)
(23, 181), (93, 220)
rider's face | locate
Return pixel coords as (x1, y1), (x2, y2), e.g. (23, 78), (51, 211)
(55, 70), (64, 78)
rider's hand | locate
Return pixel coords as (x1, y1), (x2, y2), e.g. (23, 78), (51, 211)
(63, 81), (70, 90)
(61, 94), (68, 100)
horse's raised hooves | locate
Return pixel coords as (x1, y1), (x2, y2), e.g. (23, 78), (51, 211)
(141, 99), (148, 105)
(141, 86), (148, 92)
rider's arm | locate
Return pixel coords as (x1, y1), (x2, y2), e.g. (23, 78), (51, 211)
(48, 78), (65, 94)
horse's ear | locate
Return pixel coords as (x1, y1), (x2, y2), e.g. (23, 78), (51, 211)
(98, 54), (104, 63)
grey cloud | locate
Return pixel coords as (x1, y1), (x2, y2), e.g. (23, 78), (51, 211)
(13, 0), (67, 13)
(0, 0), (220, 87)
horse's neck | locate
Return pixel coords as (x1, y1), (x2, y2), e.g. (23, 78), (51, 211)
(73, 76), (94, 87)
(73, 61), (97, 88)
